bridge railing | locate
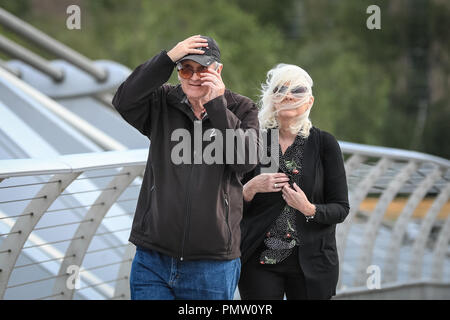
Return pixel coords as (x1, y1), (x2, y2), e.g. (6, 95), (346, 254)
(0, 144), (448, 299)
(0, 149), (146, 299)
(338, 141), (449, 289)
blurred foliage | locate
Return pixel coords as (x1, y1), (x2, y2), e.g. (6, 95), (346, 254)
(0, 0), (448, 158)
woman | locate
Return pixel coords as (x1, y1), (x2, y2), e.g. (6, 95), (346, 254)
(238, 64), (350, 300)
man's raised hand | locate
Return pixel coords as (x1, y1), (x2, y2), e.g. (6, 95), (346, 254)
(167, 35), (208, 63)
(199, 66), (225, 102)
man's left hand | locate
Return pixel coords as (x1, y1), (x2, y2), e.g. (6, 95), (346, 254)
(199, 68), (225, 103)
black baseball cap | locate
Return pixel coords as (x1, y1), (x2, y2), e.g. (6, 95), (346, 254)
(176, 36), (221, 66)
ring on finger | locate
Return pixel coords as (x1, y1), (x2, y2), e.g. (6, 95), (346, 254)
(274, 183), (278, 189)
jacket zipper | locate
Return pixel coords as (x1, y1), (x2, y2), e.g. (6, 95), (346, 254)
(180, 164), (195, 261)
(224, 194), (232, 254)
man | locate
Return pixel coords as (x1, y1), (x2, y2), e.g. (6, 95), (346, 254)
(112, 35), (259, 299)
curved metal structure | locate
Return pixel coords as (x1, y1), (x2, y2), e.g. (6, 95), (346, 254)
(0, 145), (448, 299)
(0, 150), (147, 299)
(0, 7), (107, 82)
(52, 166), (143, 299)
(0, 173), (80, 299)
(337, 142), (449, 291)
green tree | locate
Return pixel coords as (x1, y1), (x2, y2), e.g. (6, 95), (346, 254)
(0, 0), (448, 157)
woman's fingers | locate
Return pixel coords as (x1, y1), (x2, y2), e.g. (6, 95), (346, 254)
(255, 173), (293, 193)
(266, 173), (290, 192)
(293, 182), (302, 193)
(282, 184), (295, 195)
(274, 176), (290, 183)
(269, 173), (289, 184)
(261, 172), (287, 178)
(282, 185), (296, 203)
(273, 182), (289, 189)
(264, 179), (290, 192)
(281, 187), (290, 200)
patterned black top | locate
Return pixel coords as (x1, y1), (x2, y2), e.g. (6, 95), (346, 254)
(259, 134), (306, 265)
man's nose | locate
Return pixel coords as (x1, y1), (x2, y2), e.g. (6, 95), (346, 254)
(191, 71), (201, 80)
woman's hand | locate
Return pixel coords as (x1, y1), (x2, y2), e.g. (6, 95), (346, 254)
(243, 173), (290, 202)
(281, 182), (316, 216)
(167, 35), (208, 63)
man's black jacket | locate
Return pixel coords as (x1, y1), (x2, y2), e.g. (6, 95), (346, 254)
(112, 50), (259, 260)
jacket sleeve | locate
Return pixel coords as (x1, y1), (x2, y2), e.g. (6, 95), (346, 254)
(112, 50), (175, 136)
(204, 95), (260, 175)
(241, 167), (259, 215)
(312, 132), (350, 225)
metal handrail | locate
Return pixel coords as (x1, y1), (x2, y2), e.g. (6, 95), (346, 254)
(0, 208), (121, 299)
(0, 58), (21, 77)
(0, 143), (447, 180)
(339, 141), (450, 168)
(0, 34), (64, 81)
(0, 149), (148, 179)
(335, 280), (450, 300)
(0, 8), (107, 82)
(0, 67), (126, 151)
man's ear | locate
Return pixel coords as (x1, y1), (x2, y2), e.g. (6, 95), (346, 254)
(216, 63), (223, 74)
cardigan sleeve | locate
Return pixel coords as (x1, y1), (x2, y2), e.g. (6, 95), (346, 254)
(312, 131), (350, 225)
(241, 167), (259, 215)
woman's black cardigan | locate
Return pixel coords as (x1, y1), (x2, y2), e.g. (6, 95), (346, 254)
(240, 126), (350, 299)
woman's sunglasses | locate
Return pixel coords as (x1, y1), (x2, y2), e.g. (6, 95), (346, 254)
(273, 85), (308, 94)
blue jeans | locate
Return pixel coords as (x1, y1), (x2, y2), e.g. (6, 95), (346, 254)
(130, 246), (241, 300)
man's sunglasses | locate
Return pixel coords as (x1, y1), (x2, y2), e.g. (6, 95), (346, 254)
(177, 63), (220, 79)
(273, 85), (308, 95)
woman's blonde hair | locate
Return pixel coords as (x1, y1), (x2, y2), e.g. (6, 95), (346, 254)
(258, 63), (314, 138)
